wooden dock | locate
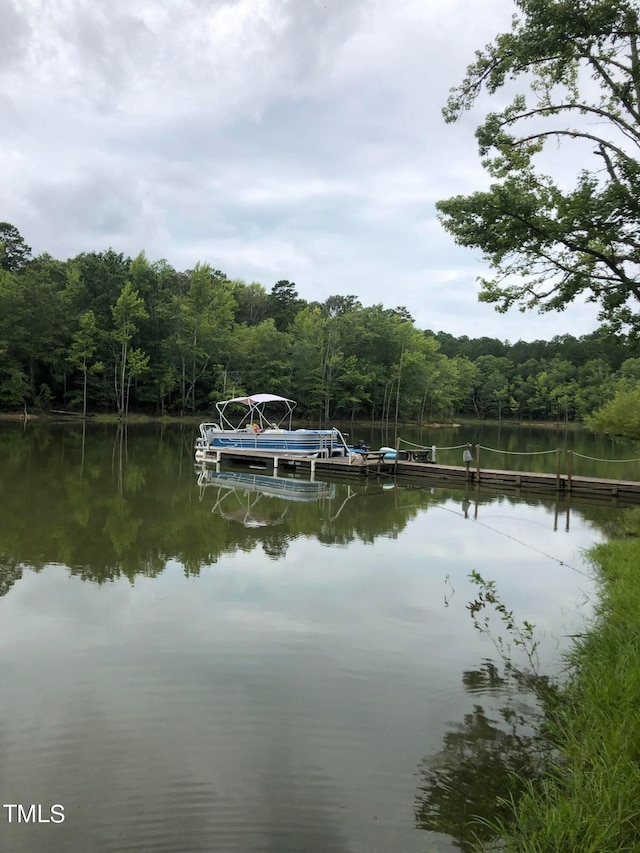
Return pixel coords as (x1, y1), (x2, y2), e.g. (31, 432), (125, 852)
(394, 460), (640, 503)
(195, 446), (392, 476)
(196, 446), (640, 504)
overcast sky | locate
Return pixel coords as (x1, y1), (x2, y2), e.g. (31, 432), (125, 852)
(1, 0), (601, 341)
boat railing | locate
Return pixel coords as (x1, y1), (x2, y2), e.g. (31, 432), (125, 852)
(332, 428), (352, 458)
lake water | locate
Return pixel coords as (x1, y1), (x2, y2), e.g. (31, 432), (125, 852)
(0, 421), (628, 852)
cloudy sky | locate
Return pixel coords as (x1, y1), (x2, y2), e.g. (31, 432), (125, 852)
(1, 0), (600, 340)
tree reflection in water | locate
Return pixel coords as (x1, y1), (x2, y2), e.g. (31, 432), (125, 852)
(415, 660), (552, 852)
(0, 559), (23, 598)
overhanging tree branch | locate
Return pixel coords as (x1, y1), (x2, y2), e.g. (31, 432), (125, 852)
(437, 0), (640, 332)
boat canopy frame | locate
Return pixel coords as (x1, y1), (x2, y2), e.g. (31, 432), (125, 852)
(214, 393), (296, 432)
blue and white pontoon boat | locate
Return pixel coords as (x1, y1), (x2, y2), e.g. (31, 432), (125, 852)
(194, 393), (351, 461)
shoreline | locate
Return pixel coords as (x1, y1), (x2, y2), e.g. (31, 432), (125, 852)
(0, 411), (584, 430)
(493, 510), (640, 850)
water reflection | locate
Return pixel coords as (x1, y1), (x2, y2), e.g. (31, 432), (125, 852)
(0, 422), (625, 852)
(0, 559), (22, 598)
(0, 429), (624, 597)
(415, 661), (551, 852)
(198, 468), (336, 528)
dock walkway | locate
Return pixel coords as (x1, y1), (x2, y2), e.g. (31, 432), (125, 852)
(197, 446), (640, 504)
(195, 446), (390, 475)
(396, 460), (640, 502)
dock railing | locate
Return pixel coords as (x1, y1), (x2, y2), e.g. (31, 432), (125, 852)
(473, 444), (561, 485)
(398, 438), (469, 461)
(399, 438), (640, 489)
(566, 449), (640, 491)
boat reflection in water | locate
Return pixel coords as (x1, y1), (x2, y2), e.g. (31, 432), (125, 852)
(197, 467), (337, 528)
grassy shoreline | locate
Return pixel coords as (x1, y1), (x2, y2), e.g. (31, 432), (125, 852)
(493, 510), (640, 852)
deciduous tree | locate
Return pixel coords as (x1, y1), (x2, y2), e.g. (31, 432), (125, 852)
(67, 310), (103, 417)
(0, 223), (31, 272)
(437, 0), (640, 332)
(111, 282), (148, 417)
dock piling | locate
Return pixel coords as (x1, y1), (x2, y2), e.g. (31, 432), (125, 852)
(567, 449), (573, 493)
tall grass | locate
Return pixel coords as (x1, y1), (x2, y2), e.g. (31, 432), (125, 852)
(488, 510), (640, 852)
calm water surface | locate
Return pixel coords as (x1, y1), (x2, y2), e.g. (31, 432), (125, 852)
(0, 422), (627, 852)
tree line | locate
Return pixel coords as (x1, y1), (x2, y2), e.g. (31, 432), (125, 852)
(1, 221), (638, 424)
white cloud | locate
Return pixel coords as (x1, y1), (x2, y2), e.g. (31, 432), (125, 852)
(0, 0), (603, 340)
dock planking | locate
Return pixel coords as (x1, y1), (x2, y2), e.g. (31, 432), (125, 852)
(395, 460), (640, 501)
(196, 448), (640, 502)
(195, 446), (390, 476)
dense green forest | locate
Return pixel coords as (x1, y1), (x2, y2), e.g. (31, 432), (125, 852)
(1, 221), (639, 424)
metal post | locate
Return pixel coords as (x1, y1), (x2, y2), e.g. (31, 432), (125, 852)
(395, 437), (400, 475)
(475, 443), (481, 483)
(556, 448), (561, 490)
(273, 456), (279, 472)
(567, 449), (573, 493)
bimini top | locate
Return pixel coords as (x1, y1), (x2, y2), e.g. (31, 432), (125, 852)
(214, 393), (297, 430)
(222, 393), (296, 406)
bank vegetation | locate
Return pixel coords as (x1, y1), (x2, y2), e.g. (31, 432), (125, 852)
(489, 511), (640, 852)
